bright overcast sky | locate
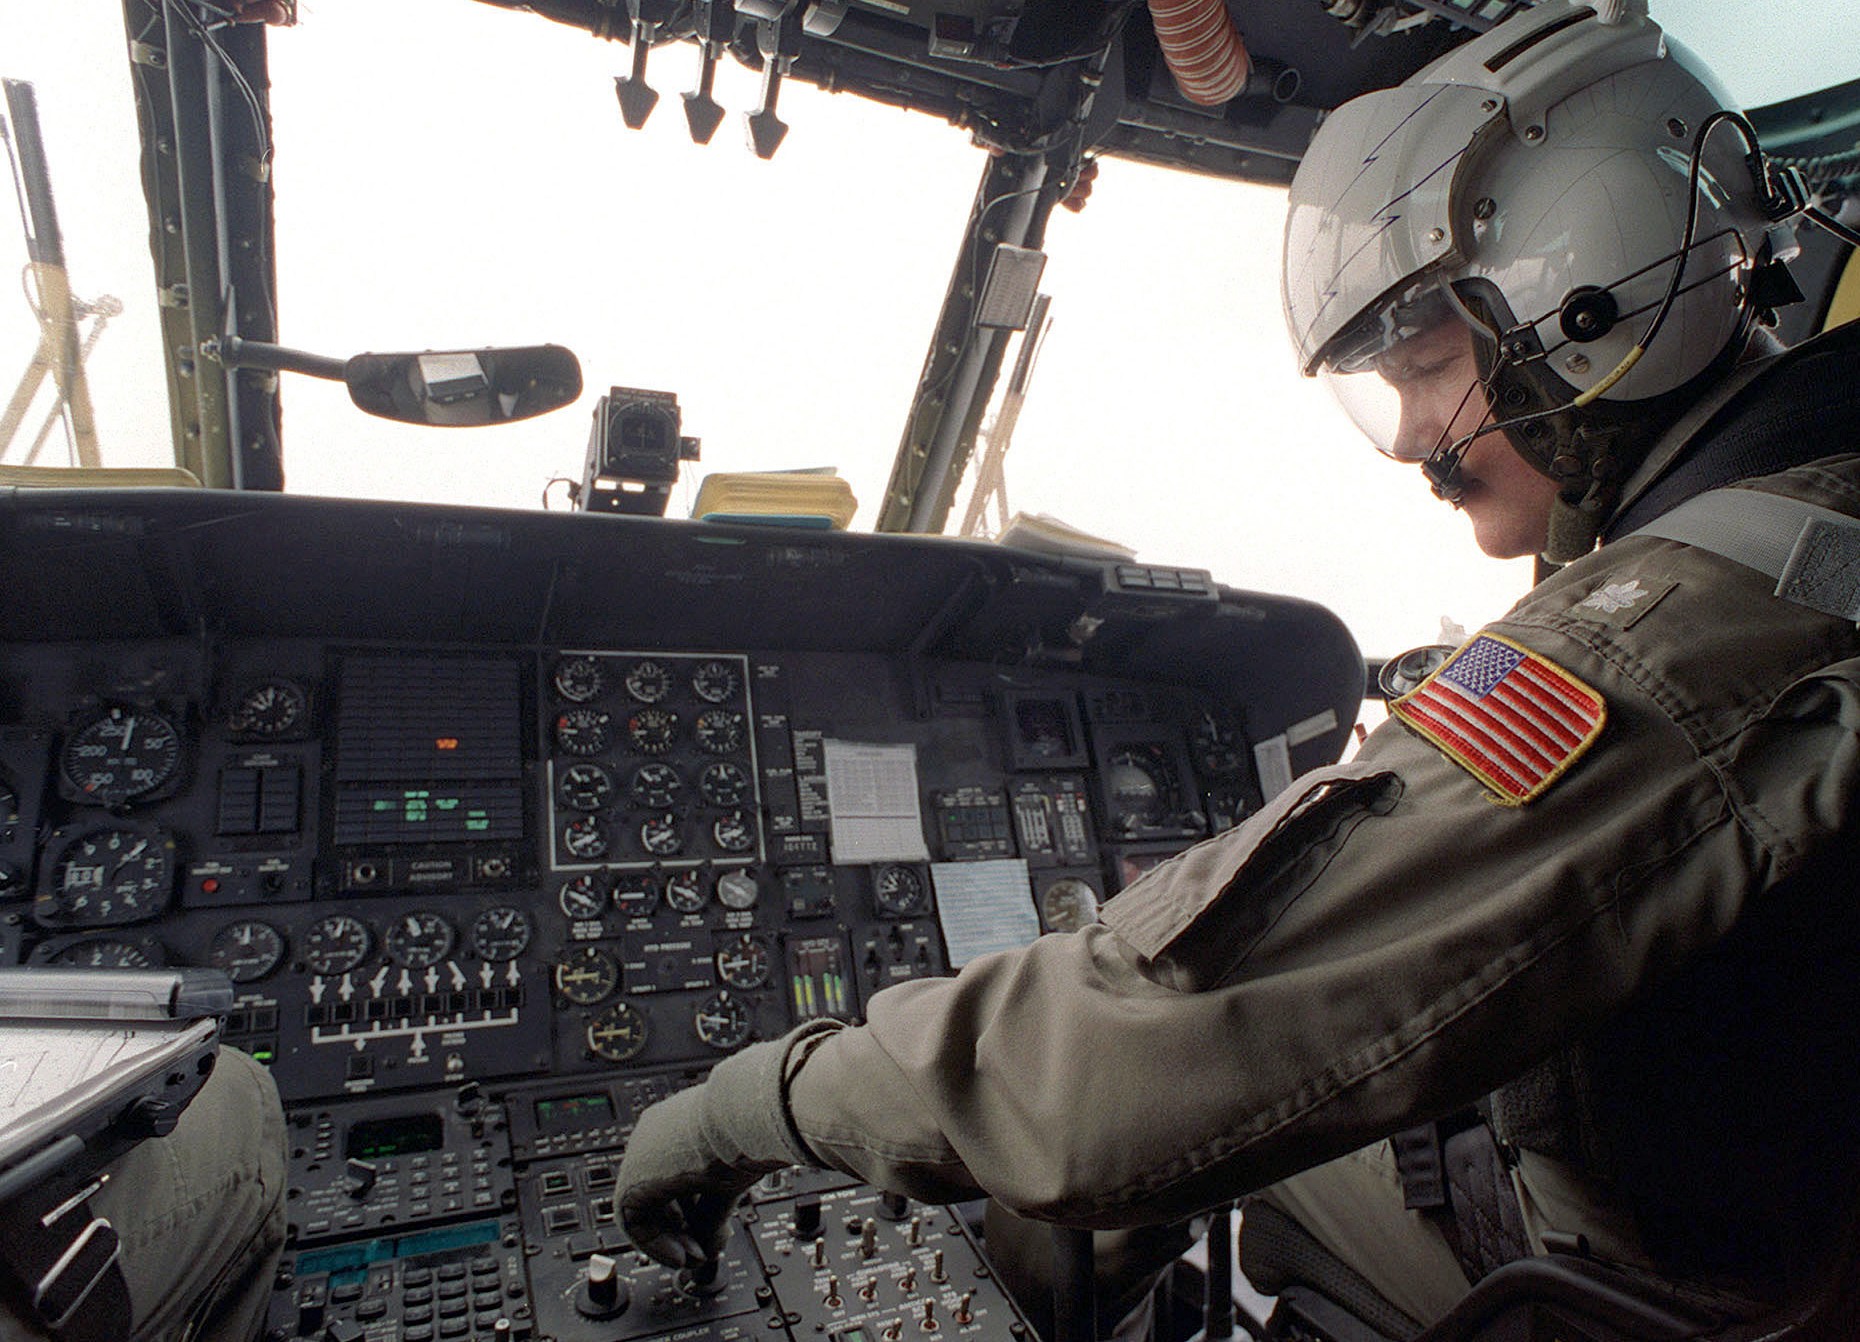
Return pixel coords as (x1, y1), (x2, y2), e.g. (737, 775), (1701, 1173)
(1, 2), (1837, 662)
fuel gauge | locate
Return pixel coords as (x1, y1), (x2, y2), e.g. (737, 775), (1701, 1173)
(208, 919), (286, 982)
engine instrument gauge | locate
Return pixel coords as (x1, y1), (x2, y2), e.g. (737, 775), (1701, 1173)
(383, 911), (455, 968)
(628, 762), (683, 810)
(1103, 745), (1178, 832)
(1040, 878), (1101, 933)
(638, 813), (682, 858)
(715, 935), (771, 989)
(693, 709), (745, 755)
(43, 937), (158, 969)
(556, 946), (620, 1006)
(714, 869), (759, 910)
(208, 919), (287, 982)
(711, 811), (756, 855)
(872, 863), (928, 917)
(626, 707), (678, 755)
(554, 707), (614, 757)
(698, 761), (750, 807)
(61, 706), (184, 807)
(612, 874), (659, 919)
(471, 906), (533, 961)
(690, 660), (740, 704)
(227, 681), (309, 740)
(558, 874), (607, 921)
(557, 762), (615, 813)
(664, 870), (707, 913)
(303, 913), (372, 976)
(587, 1000), (649, 1061)
(693, 991), (753, 1051)
(552, 655), (606, 703)
(623, 660), (672, 704)
(40, 827), (175, 926)
(562, 817), (609, 860)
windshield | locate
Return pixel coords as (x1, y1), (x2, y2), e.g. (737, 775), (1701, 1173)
(2, 1), (1851, 660)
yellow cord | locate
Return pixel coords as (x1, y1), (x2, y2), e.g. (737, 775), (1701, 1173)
(1573, 346), (1644, 406)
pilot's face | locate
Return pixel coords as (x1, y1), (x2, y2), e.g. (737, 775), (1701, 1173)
(1379, 321), (1561, 561)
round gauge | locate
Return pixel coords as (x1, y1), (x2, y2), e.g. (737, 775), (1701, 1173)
(872, 864), (927, 917)
(554, 706), (614, 757)
(638, 813), (683, 858)
(562, 816), (609, 861)
(41, 828), (174, 926)
(471, 906), (533, 962)
(623, 660), (672, 705)
(383, 911), (455, 969)
(1040, 878), (1101, 933)
(711, 811), (756, 855)
(693, 709), (745, 755)
(693, 991), (753, 1051)
(664, 870), (707, 913)
(690, 660), (740, 704)
(44, 937), (157, 969)
(612, 874), (660, 919)
(555, 946), (620, 1006)
(558, 874), (607, 921)
(714, 869), (759, 910)
(557, 761), (615, 813)
(587, 1000), (650, 1062)
(61, 706), (184, 807)
(626, 707), (678, 755)
(715, 935), (771, 989)
(698, 761), (750, 808)
(553, 655), (606, 703)
(303, 914), (372, 976)
(628, 762), (683, 810)
(1105, 746), (1176, 830)
(227, 681), (308, 740)
(208, 919), (286, 983)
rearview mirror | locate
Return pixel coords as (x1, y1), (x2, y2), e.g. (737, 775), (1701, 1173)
(344, 345), (582, 426)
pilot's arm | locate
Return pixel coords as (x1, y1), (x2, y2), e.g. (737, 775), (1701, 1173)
(619, 544), (1860, 1264)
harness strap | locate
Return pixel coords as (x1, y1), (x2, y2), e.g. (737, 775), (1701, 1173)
(1633, 488), (1860, 622)
(0, 1178), (132, 1342)
(1392, 1113), (1531, 1287)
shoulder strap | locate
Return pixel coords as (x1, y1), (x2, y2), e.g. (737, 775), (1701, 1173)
(1631, 487), (1860, 622)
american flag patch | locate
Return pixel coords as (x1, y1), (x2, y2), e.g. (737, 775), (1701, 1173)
(1390, 633), (1605, 805)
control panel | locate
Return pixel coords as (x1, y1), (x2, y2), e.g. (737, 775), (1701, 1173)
(0, 490), (1362, 1342)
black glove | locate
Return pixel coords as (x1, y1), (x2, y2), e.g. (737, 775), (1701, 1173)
(618, 1022), (838, 1270)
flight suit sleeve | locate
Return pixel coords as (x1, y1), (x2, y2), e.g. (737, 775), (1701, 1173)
(786, 580), (1860, 1228)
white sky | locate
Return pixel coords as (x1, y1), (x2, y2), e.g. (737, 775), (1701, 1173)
(0, 2), (1841, 662)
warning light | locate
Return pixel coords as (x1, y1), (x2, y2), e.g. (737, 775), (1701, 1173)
(435, 738), (459, 751)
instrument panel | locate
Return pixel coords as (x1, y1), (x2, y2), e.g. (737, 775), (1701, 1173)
(0, 489), (1362, 1342)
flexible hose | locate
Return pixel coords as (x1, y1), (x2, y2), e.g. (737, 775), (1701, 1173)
(1147, 0), (1250, 106)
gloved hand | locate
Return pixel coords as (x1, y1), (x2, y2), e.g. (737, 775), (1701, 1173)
(618, 1022), (838, 1270)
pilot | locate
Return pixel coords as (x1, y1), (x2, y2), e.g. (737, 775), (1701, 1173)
(0, 1050), (285, 1342)
(617, 0), (1860, 1332)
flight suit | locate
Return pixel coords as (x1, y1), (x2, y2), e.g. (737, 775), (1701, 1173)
(781, 453), (1860, 1319)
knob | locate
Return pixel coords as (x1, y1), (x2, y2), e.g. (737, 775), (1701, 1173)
(792, 1194), (822, 1240)
(344, 1158), (378, 1198)
(879, 1190), (910, 1221)
(576, 1253), (631, 1319)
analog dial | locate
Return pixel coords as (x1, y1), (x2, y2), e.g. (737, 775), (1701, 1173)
(61, 706), (184, 807)
(690, 659), (740, 704)
(628, 762), (683, 810)
(557, 762), (614, 812)
(383, 911), (455, 968)
(562, 816), (609, 860)
(664, 870), (707, 913)
(554, 707), (614, 757)
(471, 906), (533, 962)
(714, 869), (759, 910)
(711, 810), (756, 855)
(626, 707), (678, 755)
(227, 681), (308, 740)
(556, 946), (620, 1006)
(697, 761), (750, 808)
(558, 874), (607, 921)
(623, 660), (672, 704)
(1040, 878), (1100, 933)
(715, 935), (770, 990)
(42, 828), (174, 925)
(693, 991), (753, 1051)
(552, 655), (606, 703)
(303, 914), (372, 976)
(872, 863), (927, 917)
(693, 708), (745, 755)
(612, 875), (660, 919)
(44, 937), (157, 969)
(638, 813), (682, 858)
(1104, 745), (1176, 830)
(586, 1000), (649, 1062)
(208, 919), (286, 982)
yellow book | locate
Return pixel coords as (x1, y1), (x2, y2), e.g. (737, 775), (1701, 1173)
(690, 470), (858, 529)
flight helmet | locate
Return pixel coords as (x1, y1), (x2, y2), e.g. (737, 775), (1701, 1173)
(1282, 0), (1795, 558)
